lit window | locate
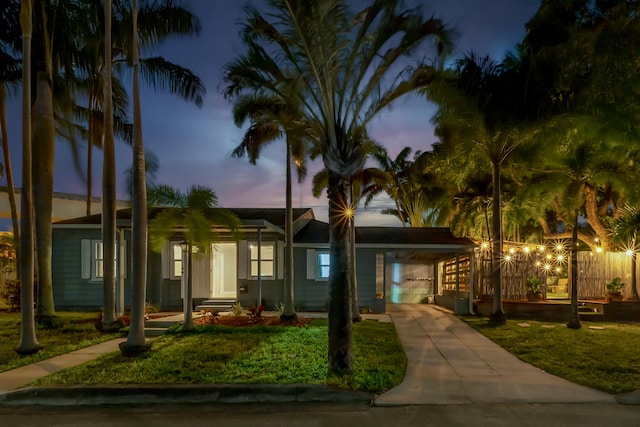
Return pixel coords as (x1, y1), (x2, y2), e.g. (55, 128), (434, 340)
(250, 243), (274, 278)
(94, 241), (104, 279)
(317, 252), (330, 280)
(172, 243), (183, 278)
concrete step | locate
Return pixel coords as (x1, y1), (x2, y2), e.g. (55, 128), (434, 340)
(145, 319), (180, 328)
(144, 327), (168, 337)
(196, 299), (236, 312)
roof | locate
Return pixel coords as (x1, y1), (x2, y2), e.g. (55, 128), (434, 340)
(294, 219), (476, 248)
(54, 207), (315, 230)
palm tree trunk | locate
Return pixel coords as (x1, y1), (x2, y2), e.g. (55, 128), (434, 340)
(630, 238), (638, 301)
(630, 253), (639, 301)
(100, 0), (117, 331)
(183, 243), (194, 331)
(32, 72), (55, 320)
(120, 0), (150, 354)
(280, 141), (296, 321)
(0, 89), (20, 269)
(327, 170), (353, 375)
(86, 97), (94, 217)
(17, 0), (42, 355)
(350, 184), (361, 323)
(567, 212), (581, 329)
(489, 161), (506, 325)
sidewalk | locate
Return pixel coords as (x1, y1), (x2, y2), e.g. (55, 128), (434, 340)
(0, 338), (125, 393)
(0, 305), (637, 406)
(376, 304), (617, 405)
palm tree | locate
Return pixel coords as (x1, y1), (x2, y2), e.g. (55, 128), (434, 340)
(120, 0), (151, 354)
(227, 94), (309, 322)
(610, 203), (640, 302)
(16, 0), (42, 355)
(94, 0), (203, 332)
(148, 185), (241, 331)
(426, 53), (538, 325)
(226, 0), (450, 374)
(0, 0), (21, 267)
(100, 0), (120, 332)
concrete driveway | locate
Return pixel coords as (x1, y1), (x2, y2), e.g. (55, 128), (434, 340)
(375, 304), (616, 405)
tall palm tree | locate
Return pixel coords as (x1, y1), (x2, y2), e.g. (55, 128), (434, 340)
(426, 53), (538, 325)
(0, 0), (21, 267)
(93, 0), (203, 332)
(16, 0), (42, 355)
(100, 0), (119, 331)
(31, 0), (80, 322)
(227, 94), (309, 322)
(148, 185), (241, 331)
(226, 0), (450, 374)
(120, 0), (151, 354)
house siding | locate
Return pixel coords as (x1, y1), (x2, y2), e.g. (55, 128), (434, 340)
(293, 247), (329, 311)
(354, 248), (379, 309)
(52, 228), (132, 311)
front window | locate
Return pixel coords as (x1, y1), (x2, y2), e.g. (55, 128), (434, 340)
(317, 251), (330, 280)
(250, 243), (274, 278)
(93, 241), (104, 280)
(171, 242), (183, 279)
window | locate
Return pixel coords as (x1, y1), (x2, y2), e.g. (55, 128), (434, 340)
(93, 241), (104, 280)
(250, 242), (274, 278)
(316, 251), (330, 280)
(171, 243), (183, 279)
(84, 240), (123, 281)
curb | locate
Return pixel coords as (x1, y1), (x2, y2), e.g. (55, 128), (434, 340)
(0, 384), (374, 407)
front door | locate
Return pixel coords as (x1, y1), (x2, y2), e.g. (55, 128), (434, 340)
(211, 243), (237, 299)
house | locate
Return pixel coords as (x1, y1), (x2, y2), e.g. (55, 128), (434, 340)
(52, 208), (477, 314)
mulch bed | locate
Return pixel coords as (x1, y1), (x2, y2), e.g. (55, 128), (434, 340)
(194, 314), (312, 327)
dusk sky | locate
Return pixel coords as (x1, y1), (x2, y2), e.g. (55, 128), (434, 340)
(5, 0), (541, 227)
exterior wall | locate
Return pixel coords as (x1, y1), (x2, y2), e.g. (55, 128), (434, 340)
(355, 249), (382, 310)
(293, 247), (329, 311)
(237, 278), (284, 310)
(292, 247), (380, 312)
(52, 228), (131, 311)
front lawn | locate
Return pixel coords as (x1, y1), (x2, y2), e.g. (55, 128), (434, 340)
(32, 319), (406, 393)
(467, 318), (640, 394)
(0, 311), (121, 373)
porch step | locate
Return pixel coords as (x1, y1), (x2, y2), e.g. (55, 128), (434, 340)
(144, 327), (168, 337)
(196, 298), (236, 312)
(142, 313), (203, 337)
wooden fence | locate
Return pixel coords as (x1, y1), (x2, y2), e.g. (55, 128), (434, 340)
(473, 250), (637, 300)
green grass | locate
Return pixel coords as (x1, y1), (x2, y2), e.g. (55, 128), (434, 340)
(32, 319), (406, 393)
(467, 318), (640, 394)
(0, 311), (122, 373)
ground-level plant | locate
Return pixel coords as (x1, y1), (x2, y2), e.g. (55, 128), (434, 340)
(31, 319), (406, 393)
(467, 317), (640, 394)
(0, 311), (122, 373)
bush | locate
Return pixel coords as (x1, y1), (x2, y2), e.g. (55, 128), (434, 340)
(1, 279), (20, 311)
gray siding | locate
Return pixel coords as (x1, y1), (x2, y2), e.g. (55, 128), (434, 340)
(52, 228), (132, 311)
(237, 278), (284, 310)
(355, 249), (379, 309)
(293, 248), (329, 311)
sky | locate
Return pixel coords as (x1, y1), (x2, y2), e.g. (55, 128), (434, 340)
(4, 0), (541, 228)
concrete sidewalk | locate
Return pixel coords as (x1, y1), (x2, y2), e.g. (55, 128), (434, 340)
(0, 338), (125, 393)
(375, 304), (617, 405)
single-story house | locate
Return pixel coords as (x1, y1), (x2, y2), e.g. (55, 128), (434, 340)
(52, 208), (477, 314)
